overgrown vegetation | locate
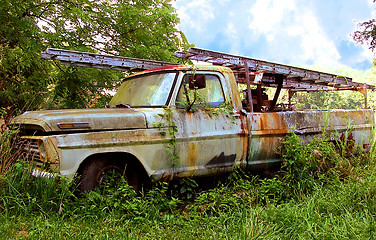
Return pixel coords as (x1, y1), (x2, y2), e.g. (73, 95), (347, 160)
(1, 1), (376, 238)
(291, 66), (376, 111)
(353, 0), (376, 52)
(1, 124), (376, 239)
(153, 107), (179, 167)
(0, 0), (191, 116)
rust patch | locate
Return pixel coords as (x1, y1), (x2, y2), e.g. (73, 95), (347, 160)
(205, 152), (236, 168)
(340, 132), (355, 155)
(259, 113), (288, 131)
(136, 65), (184, 74)
(187, 142), (198, 167)
(239, 113), (248, 161)
(248, 112), (289, 162)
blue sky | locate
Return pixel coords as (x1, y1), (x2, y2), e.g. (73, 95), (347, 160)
(173, 0), (375, 70)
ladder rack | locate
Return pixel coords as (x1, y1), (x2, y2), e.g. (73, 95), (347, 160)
(175, 47), (375, 92)
(41, 48), (178, 72)
(41, 47), (374, 110)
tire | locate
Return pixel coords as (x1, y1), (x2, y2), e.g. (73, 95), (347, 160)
(78, 157), (141, 192)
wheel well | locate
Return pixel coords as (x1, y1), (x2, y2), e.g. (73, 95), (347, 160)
(77, 152), (150, 185)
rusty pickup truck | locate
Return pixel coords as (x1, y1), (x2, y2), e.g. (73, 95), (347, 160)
(13, 48), (375, 191)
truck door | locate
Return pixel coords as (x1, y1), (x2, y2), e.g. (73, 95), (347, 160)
(171, 72), (246, 178)
(246, 112), (289, 171)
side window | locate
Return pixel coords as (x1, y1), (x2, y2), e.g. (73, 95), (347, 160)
(176, 74), (225, 109)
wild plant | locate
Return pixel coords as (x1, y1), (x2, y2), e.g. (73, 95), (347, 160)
(278, 127), (374, 200)
(368, 126), (376, 163)
(0, 107), (21, 174)
(0, 161), (73, 216)
(169, 178), (199, 200)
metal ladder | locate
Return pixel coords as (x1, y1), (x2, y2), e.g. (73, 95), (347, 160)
(41, 47), (374, 109)
(42, 47), (374, 91)
(41, 48), (179, 72)
(175, 47), (375, 110)
(175, 47), (375, 91)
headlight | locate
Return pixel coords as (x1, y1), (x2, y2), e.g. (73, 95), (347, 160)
(38, 141), (46, 160)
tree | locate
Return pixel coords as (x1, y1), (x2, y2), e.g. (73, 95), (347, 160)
(353, 0), (376, 52)
(0, 0), (190, 115)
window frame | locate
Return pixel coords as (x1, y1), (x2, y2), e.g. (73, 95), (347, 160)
(174, 72), (227, 109)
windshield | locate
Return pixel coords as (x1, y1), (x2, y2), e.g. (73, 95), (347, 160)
(109, 72), (176, 107)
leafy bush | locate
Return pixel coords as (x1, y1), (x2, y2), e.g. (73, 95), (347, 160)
(0, 107), (22, 174)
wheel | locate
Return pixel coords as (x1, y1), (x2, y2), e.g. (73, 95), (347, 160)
(78, 157), (141, 192)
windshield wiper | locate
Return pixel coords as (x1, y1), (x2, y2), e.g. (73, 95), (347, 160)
(115, 103), (132, 109)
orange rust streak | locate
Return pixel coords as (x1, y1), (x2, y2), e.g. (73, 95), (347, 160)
(187, 142), (197, 168)
(249, 113), (289, 161)
(251, 129), (289, 136)
(259, 113), (288, 131)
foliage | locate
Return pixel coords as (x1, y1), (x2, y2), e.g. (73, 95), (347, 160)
(291, 65), (376, 111)
(0, 128), (376, 238)
(293, 91), (363, 110)
(0, 0), (191, 114)
(100, 0), (190, 62)
(154, 107), (179, 166)
(176, 84), (211, 112)
(46, 66), (123, 109)
(0, 162), (73, 216)
(169, 178), (199, 200)
(0, 107), (21, 174)
(273, 131), (371, 202)
(353, 0), (376, 52)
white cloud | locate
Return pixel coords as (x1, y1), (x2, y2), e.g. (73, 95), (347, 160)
(173, 0), (374, 69)
(217, 0), (231, 5)
(173, 0), (215, 33)
(248, 0), (341, 65)
(359, 45), (375, 62)
(296, 11), (341, 65)
(367, 0), (376, 7)
(248, 0), (296, 36)
(224, 22), (240, 54)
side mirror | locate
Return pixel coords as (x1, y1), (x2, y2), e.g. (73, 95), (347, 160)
(188, 74), (206, 90)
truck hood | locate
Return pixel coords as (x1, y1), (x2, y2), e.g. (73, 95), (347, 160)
(13, 108), (147, 132)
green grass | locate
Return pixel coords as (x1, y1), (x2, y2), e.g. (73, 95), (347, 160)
(1, 133), (376, 239)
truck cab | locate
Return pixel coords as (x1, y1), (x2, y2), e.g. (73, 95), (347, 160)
(13, 48), (375, 191)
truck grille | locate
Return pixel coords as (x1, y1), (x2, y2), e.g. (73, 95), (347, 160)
(18, 139), (45, 168)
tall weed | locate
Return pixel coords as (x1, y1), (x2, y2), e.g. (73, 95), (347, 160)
(0, 162), (73, 216)
(275, 131), (372, 201)
(262, 175), (376, 239)
(0, 123), (375, 239)
(63, 180), (181, 222)
(0, 107), (20, 174)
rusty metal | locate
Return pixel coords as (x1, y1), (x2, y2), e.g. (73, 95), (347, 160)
(288, 89), (295, 106)
(42, 48), (178, 72)
(244, 61), (254, 112)
(175, 47), (375, 92)
(256, 85), (262, 112)
(268, 75), (284, 112)
(13, 49), (375, 186)
(17, 136), (60, 174)
(14, 66), (248, 180)
(14, 108), (147, 132)
(363, 84), (368, 109)
(247, 109), (374, 166)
